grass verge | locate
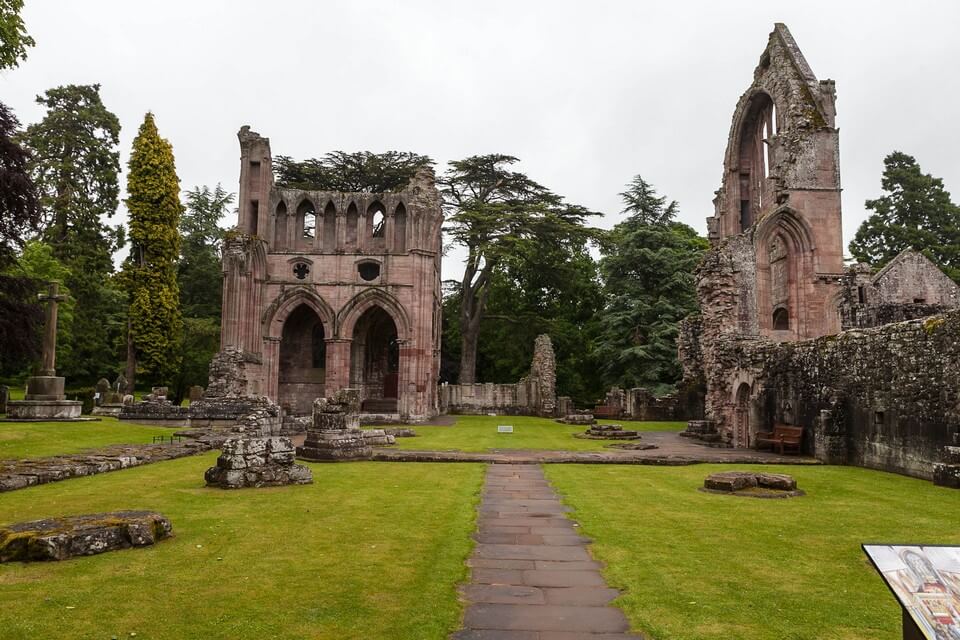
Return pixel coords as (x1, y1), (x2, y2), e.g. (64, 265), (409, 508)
(544, 463), (960, 640)
(0, 455), (484, 639)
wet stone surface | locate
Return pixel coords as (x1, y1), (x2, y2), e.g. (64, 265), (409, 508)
(453, 464), (644, 639)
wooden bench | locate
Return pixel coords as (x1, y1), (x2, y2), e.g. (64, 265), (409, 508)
(754, 425), (803, 455)
(593, 405), (621, 419)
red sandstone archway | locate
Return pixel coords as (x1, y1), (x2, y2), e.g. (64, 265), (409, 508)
(278, 304), (327, 415)
(349, 306), (400, 413)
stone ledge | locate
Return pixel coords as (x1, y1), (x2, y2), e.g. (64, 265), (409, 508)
(0, 511), (172, 562)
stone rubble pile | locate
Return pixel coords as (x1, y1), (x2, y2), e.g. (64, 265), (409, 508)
(205, 437), (312, 489)
(702, 471), (803, 497)
(360, 429), (396, 446)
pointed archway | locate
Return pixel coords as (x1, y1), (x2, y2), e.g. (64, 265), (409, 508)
(278, 304), (327, 415)
(349, 306), (400, 413)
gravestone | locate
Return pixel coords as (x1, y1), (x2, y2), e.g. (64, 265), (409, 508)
(6, 282), (83, 420)
(188, 385), (205, 403)
(94, 378), (110, 406)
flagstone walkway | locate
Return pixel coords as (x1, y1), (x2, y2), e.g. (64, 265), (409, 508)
(453, 464), (643, 639)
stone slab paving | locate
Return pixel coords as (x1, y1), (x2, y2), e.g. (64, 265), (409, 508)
(453, 464), (644, 639)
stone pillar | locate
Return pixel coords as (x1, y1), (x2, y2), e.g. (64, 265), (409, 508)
(297, 391), (371, 461)
(325, 339), (351, 394)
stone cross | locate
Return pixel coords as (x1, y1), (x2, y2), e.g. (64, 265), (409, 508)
(37, 282), (66, 377)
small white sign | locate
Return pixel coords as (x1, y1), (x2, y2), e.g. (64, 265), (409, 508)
(497, 425), (513, 433)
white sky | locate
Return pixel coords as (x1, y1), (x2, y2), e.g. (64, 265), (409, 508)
(3, 1), (959, 282)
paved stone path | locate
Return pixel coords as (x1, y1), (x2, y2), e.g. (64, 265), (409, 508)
(453, 464), (643, 639)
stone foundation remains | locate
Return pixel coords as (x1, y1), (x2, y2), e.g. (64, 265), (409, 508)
(297, 391), (372, 461)
(0, 511), (173, 562)
(575, 424), (641, 440)
(205, 437), (312, 489)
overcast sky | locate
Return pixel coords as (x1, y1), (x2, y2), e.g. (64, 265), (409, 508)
(4, 1), (959, 282)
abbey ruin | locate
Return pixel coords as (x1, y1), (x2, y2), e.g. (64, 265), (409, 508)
(678, 24), (960, 482)
(213, 127), (443, 422)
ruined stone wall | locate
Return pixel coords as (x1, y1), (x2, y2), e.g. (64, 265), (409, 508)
(708, 311), (960, 479)
(439, 335), (558, 417)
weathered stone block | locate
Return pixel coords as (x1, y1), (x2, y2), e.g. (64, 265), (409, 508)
(0, 511), (172, 562)
(704, 471), (758, 492)
(205, 437), (313, 489)
(933, 464), (960, 489)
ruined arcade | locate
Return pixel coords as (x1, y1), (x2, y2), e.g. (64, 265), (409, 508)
(215, 127), (443, 421)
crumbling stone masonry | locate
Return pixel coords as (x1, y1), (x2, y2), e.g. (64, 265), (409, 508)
(677, 24), (960, 484)
(439, 334), (558, 416)
(204, 437), (312, 489)
(214, 127), (442, 421)
(693, 311), (960, 480)
(838, 250), (960, 330)
(297, 391), (372, 461)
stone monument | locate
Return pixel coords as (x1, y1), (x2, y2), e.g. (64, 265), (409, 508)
(297, 390), (372, 461)
(6, 282), (83, 420)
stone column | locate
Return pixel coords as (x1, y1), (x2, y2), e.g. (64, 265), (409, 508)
(38, 282), (66, 377)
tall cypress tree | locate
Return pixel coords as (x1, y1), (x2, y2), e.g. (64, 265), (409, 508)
(121, 113), (184, 388)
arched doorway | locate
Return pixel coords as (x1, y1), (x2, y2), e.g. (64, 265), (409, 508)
(278, 304), (326, 415)
(350, 306), (400, 413)
(734, 383), (751, 448)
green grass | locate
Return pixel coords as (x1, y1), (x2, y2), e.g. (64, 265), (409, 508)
(380, 415), (685, 452)
(0, 417), (176, 460)
(545, 463), (960, 640)
(0, 455), (483, 639)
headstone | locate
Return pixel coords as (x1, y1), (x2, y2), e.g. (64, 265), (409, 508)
(94, 378), (110, 406)
(297, 390), (372, 461)
(114, 373), (128, 395)
(188, 385), (205, 403)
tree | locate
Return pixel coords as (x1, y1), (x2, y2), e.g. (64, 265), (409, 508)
(0, 101), (40, 266)
(179, 184), (233, 319)
(0, 0), (34, 70)
(594, 176), (708, 394)
(0, 100), (43, 376)
(121, 113), (184, 388)
(440, 154), (598, 383)
(441, 238), (606, 405)
(273, 151), (432, 192)
(21, 84), (122, 276)
(19, 84), (124, 383)
(849, 151), (960, 282)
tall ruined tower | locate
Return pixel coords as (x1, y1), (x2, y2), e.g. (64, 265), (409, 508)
(704, 23), (844, 341)
(218, 127), (443, 420)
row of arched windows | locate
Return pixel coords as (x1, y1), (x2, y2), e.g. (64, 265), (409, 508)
(272, 200), (407, 253)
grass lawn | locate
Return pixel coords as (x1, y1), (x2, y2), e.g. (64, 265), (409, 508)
(381, 415), (686, 452)
(0, 417), (176, 460)
(545, 463), (960, 640)
(0, 455), (483, 639)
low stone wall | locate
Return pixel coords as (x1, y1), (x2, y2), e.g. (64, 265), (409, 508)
(439, 380), (542, 416)
(710, 311), (960, 480)
(595, 384), (705, 422)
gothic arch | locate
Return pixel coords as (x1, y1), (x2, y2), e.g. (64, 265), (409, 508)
(755, 206), (817, 336)
(263, 287), (336, 339)
(337, 289), (411, 340)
